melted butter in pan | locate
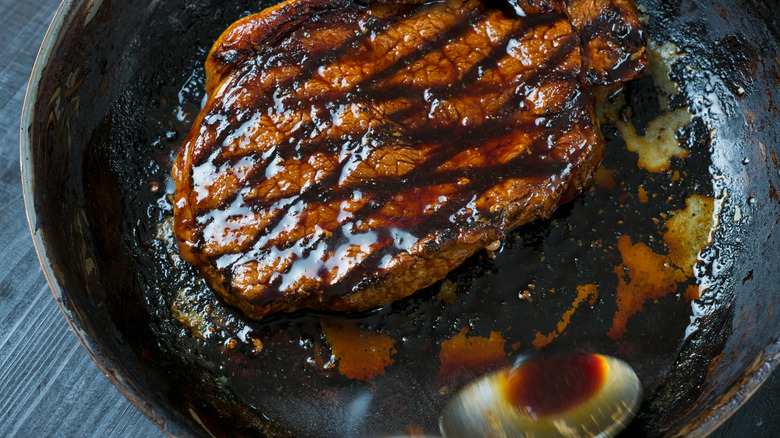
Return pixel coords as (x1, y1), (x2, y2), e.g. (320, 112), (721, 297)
(320, 318), (397, 381)
(538, 40), (719, 347)
(533, 284), (598, 349)
(598, 40), (692, 173)
(438, 328), (508, 380)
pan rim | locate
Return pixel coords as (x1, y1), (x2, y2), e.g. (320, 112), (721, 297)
(19, 0), (182, 436)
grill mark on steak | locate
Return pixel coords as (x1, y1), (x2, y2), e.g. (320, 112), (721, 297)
(355, 8), (488, 88)
(198, 3), (521, 172)
(192, 9), (385, 167)
(173, 0), (647, 318)
(315, 119), (583, 303)
(246, 35), (578, 196)
(202, 33), (581, 264)
(209, 16), (578, 274)
(195, 5), (494, 186)
(435, 12), (567, 95)
(192, 1), (469, 168)
(196, 10), (571, 214)
(222, 105), (589, 307)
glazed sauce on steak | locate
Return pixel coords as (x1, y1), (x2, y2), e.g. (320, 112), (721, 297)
(173, 0), (646, 318)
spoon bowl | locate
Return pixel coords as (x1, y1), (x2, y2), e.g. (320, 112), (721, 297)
(439, 354), (642, 438)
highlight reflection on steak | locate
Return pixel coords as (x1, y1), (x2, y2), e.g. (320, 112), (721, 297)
(173, 0), (647, 319)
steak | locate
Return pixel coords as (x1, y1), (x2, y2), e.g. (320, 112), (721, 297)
(173, 0), (646, 319)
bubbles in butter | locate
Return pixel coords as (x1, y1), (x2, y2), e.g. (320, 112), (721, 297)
(616, 40), (693, 173)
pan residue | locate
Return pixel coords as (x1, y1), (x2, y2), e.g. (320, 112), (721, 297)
(54, 0), (777, 436)
(134, 17), (720, 438)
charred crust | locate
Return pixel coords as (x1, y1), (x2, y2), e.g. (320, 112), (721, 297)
(173, 0), (647, 318)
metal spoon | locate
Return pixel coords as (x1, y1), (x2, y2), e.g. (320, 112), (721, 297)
(439, 354), (642, 438)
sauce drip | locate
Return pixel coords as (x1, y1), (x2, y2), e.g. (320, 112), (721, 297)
(503, 353), (607, 418)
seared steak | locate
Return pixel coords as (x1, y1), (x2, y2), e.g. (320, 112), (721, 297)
(173, 0), (646, 318)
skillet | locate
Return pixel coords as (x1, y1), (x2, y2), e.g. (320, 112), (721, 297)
(21, 0), (780, 436)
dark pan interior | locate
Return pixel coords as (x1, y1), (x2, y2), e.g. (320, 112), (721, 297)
(22, 0), (780, 436)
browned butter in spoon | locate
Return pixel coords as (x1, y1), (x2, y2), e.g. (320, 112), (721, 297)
(439, 354), (642, 438)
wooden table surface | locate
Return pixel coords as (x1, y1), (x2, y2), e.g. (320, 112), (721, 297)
(1, 0), (777, 436)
